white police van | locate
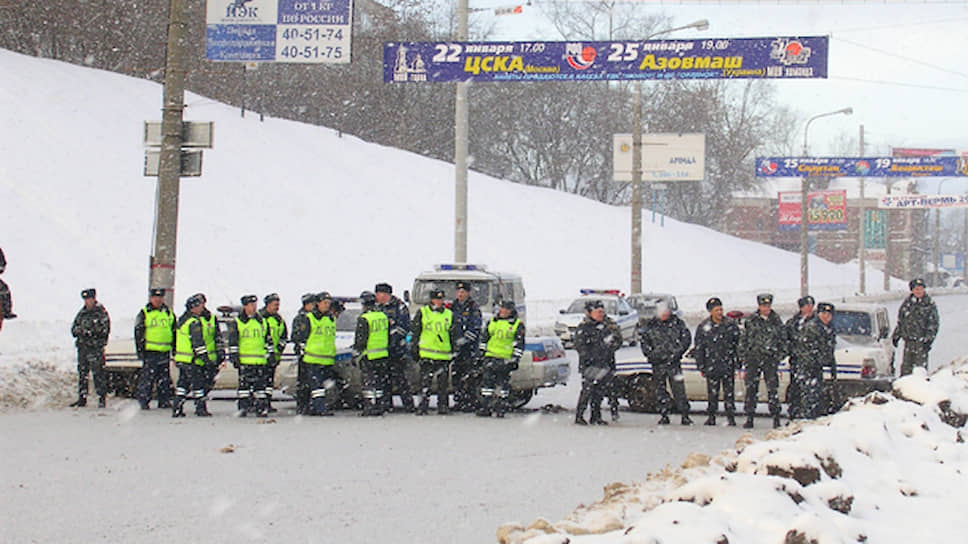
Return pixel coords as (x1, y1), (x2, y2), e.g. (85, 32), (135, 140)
(406, 263), (526, 323)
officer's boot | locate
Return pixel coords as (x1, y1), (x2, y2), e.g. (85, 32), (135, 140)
(590, 401), (607, 425)
(495, 388), (508, 419)
(704, 414), (716, 426)
(658, 413), (671, 425)
(195, 396), (212, 417)
(726, 413), (737, 426)
(416, 389), (429, 415)
(69, 396), (87, 408)
(477, 388), (493, 417)
(97, 395), (106, 409)
(743, 415), (755, 429)
(237, 396), (250, 417)
(574, 389), (590, 425)
(610, 400), (620, 422)
(171, 396), (185, 418)
(773, 414), (782, 429)
(681, 414), (694, 425)
(401, 392), (415, 413)
(256, 396), (269, 418)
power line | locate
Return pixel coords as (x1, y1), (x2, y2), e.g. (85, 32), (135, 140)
(832, 36), (968, 80)
(830, 75), (968, 93)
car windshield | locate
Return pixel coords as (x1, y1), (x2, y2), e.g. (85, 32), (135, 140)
(832, 311), (872, 337)
(335, 307), (363, 332)
(565, 299), (617, 314)
(412, 280), (491, 306)
(628, 295), (672, 313)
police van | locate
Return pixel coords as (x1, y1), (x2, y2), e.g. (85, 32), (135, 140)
(405, 263), (526, 323)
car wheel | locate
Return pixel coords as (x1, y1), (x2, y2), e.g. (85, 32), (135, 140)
(627, 374), (658, 413)
(509, 388), (534, 410)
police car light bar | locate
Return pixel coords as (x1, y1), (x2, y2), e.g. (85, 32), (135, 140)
(435, 263), (486, 271)
(580, 289), (623, 296)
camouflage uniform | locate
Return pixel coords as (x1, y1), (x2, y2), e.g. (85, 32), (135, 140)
(574, 315), (622, 424)
(792, 318), (837, 419)
(738, 309), (787, 423)
(70, 298), (111, 406)
(892, 293), (939, 375)
(784, 311), (816, 419)
(693, 315), (740, 422)
(639, 314), (692, 422)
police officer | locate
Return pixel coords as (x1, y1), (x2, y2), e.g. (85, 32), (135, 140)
(226, 295), (273, 417)
(639, 301), (693, 425)
(476, 300), (525, 418)
(134, 288), (175, 410)
(793, 302), (838, 419)
(355, 291), (390, 416)
(451, 281), (482, 412)
(738, 293), (787, 429)
(69, 288), (111, 408)
(172, 294), (212, 417)
(784, 295), (816, 420)
(290, 293), (319, 415)
(375, 282), (414, 413)
(411, 289), (458, 415)
(892, 278), (940, 376)
(302, 292), (339, 416)
(574, 300), (622, 425)
(693, 297), (740, 426)
(260, 293), (289, 413)
(193, 293), (222, 395)
(0, 246), (15, 331)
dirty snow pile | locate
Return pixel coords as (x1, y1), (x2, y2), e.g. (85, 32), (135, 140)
(499, 360), (968, 544)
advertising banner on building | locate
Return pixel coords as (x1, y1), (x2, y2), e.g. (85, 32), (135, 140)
(778, 190), (847, 231)
(878, 194), (968, 209)
(206, 0), (353, 63)
(385, 36), (828, 83)
(756, 156), (968, 178)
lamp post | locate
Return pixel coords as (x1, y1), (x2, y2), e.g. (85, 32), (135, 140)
(799, 107), (852, 297)
(630, 19), (709, 295)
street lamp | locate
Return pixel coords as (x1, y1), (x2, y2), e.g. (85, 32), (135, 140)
(799, 107), (852, 297)
(630, 19), (709, 294)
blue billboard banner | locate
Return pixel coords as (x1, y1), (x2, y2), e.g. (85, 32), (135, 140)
(385, 36), (828, 83)
(756, 156), (968, 178)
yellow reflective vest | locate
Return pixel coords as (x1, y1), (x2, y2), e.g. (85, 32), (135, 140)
(236, 316), (268, 366)
(484, 318), (522, 360)
(142, 307), (174, 352)
(418, 306), (452, 361)
(304, 312), (337, 365)
(362, 311), (389, 360)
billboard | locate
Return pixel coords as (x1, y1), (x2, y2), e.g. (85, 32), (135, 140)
(206, 0), (353, 63)
(385, 36), (828, 83)
(878, 194), (968, 209)
(756, 156), (968, 178)
(778, 190), (847, 231)
(613, 133), (705, 182)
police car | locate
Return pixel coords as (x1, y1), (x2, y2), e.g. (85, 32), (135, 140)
(406, 263), (526, 323)
(553, 289), (638, 348)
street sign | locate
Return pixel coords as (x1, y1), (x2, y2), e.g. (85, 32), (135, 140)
(144, 150), (203, 177)
(144, 122), (214, 148)
(756, 156), (968, 178)
(385, 36), (828, 83)
(206, 0), (353, 64)
(613, 133), (705, 182)
(864, 209), (886, 249)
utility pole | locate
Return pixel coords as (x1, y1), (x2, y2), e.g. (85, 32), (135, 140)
(150, 0), (188, 308)
(884, 178), (892, 291)
(630, 82), (642, 294)
(857, 124), (866, 294)
(454, 0), (469, 263)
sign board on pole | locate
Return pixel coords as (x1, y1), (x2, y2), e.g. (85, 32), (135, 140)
(756, 156), (968, 178)
(864, 209), (886, 249)
(144, 150), (204, 177)
(613, 133), (705, 182)
(778, 190), (847, 231)
(385, 36), (828, 83)
(144, 122), (215, 148)
(206, 0), (353, 64)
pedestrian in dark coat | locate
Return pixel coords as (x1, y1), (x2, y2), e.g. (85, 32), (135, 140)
(0, 246), (15, 330)
(376, 283), (415, 413)
(450, 281), (483, 411)
(738, 293), (787, 428)
(290, 293), (318, 415)
(784, 295), (816, 420)
(693, 297), (740, 426)
(574, 300), (622, 425)
(639, 302), (693, 425)
(892, 278), (940, 376)
(70, 288), (111, 408)
(792, 302), (838, 419)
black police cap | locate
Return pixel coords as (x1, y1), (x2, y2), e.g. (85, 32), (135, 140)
(149, 288), (166, 297)
(817, 302), (835, 313)
(81, 288), (96, 299)
(240, 294), (258, 306)
(185, 294), (204, 309)
(375, 283), (392, 294)
(584, 299), (604, 312)
(264, 293), (280, 305)
(317, 291), (332, 301)
(705, 297), (722, 311)
(797, 295), (815, 308)
(456, 281), (471, 291)
(909, 278), (926, 290)
(756, 293), (774, 305)
(360, 291), (377, 306)
(301, 293), (318, 305)
(430, 289), (445, 299)
(500, 299), (516, 310)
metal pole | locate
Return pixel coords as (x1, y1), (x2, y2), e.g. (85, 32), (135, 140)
(858, 124), (866, 294)
(630, 81), (642, 294)
(150, 0), (188, 309)
(934, 179), (949, 279)
(454, 0), (469, 263)
(884, 179), (892, 291)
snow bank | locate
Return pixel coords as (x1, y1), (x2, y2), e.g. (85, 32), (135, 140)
(499, 360), (968, 543)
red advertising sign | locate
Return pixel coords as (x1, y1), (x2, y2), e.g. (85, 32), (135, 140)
(778, 190), (847, 231)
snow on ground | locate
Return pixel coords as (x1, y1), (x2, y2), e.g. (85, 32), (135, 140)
(500, 360), (968, 543)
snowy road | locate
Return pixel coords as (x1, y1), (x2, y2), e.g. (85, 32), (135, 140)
(2, 294), (965, 543)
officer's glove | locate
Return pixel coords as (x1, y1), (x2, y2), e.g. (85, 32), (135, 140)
(230, 355), (240, 369)
(891, 336), (900, 348)
(455, 336), (467, 347)
(507, 359), (519, 371)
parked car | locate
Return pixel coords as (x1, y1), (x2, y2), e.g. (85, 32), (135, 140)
(924, 268), (966, 288)
(554, 289), (638, 348)
(612, 303), (896, 414)
(406, 263), (526, 324)
(626, 292), (681, 332)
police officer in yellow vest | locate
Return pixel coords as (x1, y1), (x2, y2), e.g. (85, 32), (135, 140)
(227, 294), (273, 417)
(134, 287), (175, 410)
(354, 291), (390, 416)
(303, 292), (339, 416)
(259, 293), (289, 413)
(476, 300), (525, 418)
(290, 292), (319, 415)
(193, 292), (222, 395)
(173, 294), (212, 417)
(411, 289), (459, 415)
